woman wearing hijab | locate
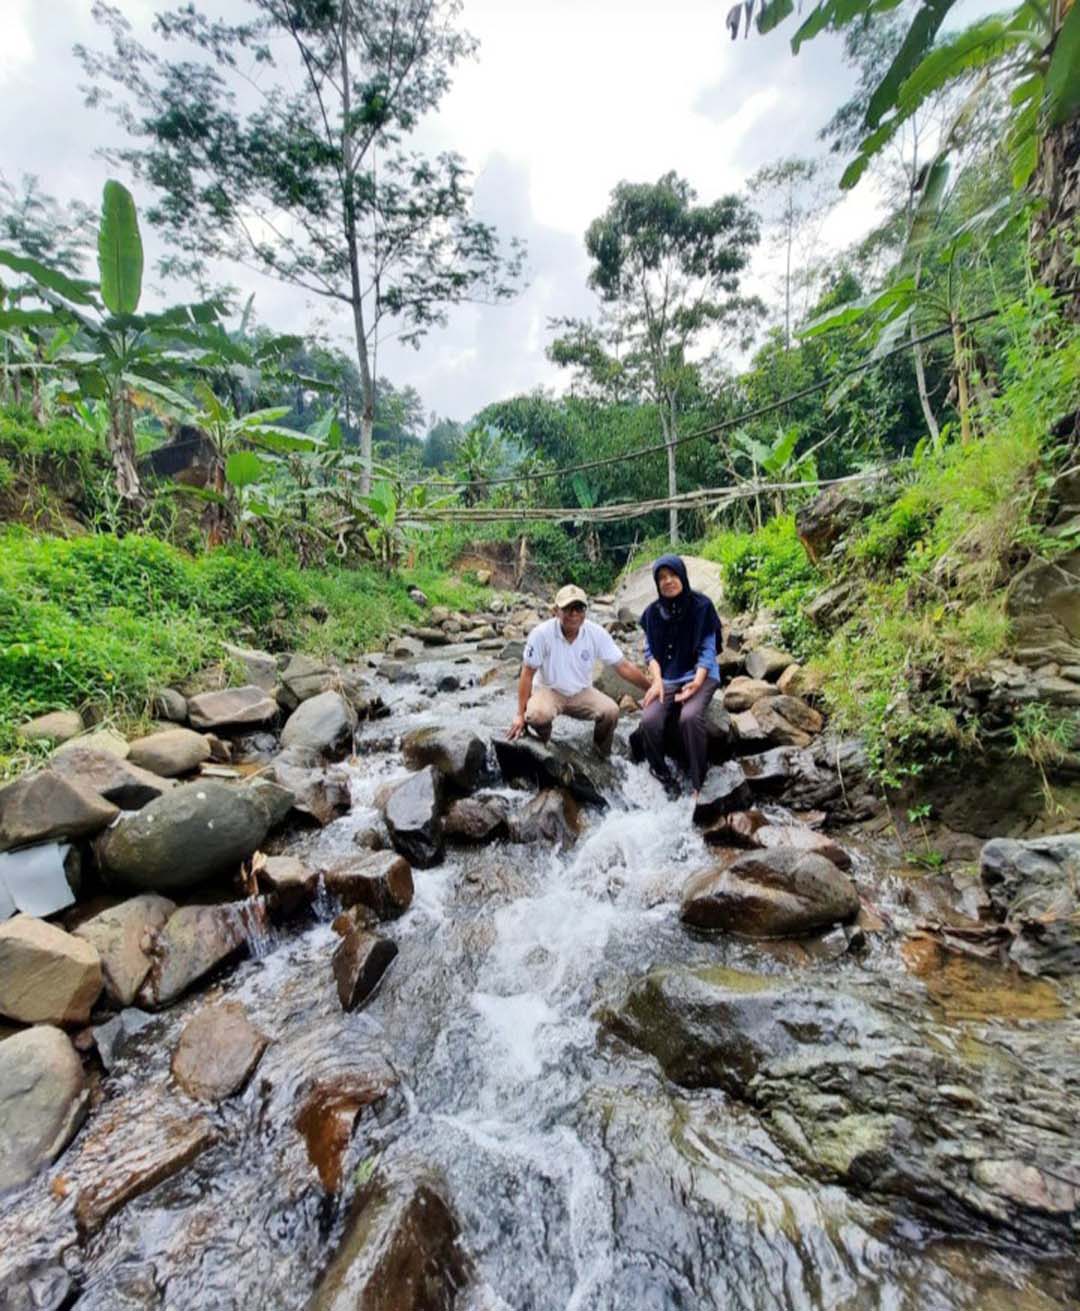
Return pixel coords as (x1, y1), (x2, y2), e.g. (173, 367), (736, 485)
(639, 554), (722, 796)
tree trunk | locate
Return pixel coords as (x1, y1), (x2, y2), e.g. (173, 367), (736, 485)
(951, 316), (973, 445)
(911, 319), (940, 444)
(109, 392), (142, 502)
(1031, 106), (1080, 316)
(663, 394), (679, 545)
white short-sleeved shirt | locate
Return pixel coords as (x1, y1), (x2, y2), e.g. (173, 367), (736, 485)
(523, 617), (623, 695)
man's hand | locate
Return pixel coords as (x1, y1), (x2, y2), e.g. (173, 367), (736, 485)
(507, 713), (526, 740)
(642, 680), (664, 708)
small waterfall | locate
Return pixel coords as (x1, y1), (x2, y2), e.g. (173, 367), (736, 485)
(234, 896), (276, 960)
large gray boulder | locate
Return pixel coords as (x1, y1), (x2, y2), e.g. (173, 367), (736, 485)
(681, 848), (858, 937)
(0, 1025), (89, 1191)
(0, 771), (118, 853)
(493, 736), (613, 808)
(278, 652), (337, 709)
(97, 781), (272, 893)
(127, 728), (212, 777)
(1006, 550), (1080, 667)
(73, 894), (176, 1006)
(48, 745), (174, 809)
(508, 788), (581, 846)
(384, 767), (444, 868)
(606, 966), (1080, 1250)
(0, 915), (103, 1024)
(401, 725), (488, 793)
(980, 834), (1080, 976)
(187, 685), (278, 731)
(280, 691), (356, 759)
(691, 762), (752, 825)
(613, 555), (725, 623)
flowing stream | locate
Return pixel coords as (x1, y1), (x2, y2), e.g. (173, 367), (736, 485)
(3, 653), (1077, 1310)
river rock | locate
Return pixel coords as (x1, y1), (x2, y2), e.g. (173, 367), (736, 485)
(70, 1086), (217, 1238)
(1006, 550), (1080, 667)
(493, 737), (611, 808)
(278, 653), (337, 708)
(500, 639), (525, 662)
(0, 1262), (75, 1310)
(777, 663), (818, 698)
(222, 642), (278, 694)
(258, 854), (314, 898)
(0, 843), (81, 920)
(152, 687), (188, 722)
(126, 727), (212, 777)
(744, 646), (795, 682)
(751, 695), (824, 747)
(384, 766), (444, 868)
(333, 930), (398, 1012)
(295, 1055), (398, 1193)
(0, 1025), (88, 1191)
(702, 809), (769, 848)
(54, 726), (130, 760)
(691, 763), (752, 825)
(136, 903), (249, 1008)
(0, 771), (118, 853)
(0, 916), (102, 1024)
(16, 710), (84, 746)
(48, 745), (174, 809)
(722, 677), (779, 712)
(268, 752), (349, 827)
(280, 691), (357, 759)
(72, 894), (176, 1006)
(613, 556), (725, 622)
(171, 1000), (268, 1102)
(753, 824), (851, 870)
(980, 834), (1080, 976)
(730, 708), (770, 748)
(681, 848), (858, 937)
(412, 626), (451, 646)
(92, 1007), (156, 1073)
(310, 1172), (470, 1311)
(187, 685), (278, 731)
(246, 775), (298, 829)
(97, 781), (272, 893)
(444, 795), (510, 844)
(606, 966), (1080, 1249)
(323, 851), (414, 920)
(509, 788), (581, 846)
(401, 726), (488, 793)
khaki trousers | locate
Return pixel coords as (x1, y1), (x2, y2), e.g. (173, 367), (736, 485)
(525, 685), (620, 756)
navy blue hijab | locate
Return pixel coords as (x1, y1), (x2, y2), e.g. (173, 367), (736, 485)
(640, 554), (722, 679)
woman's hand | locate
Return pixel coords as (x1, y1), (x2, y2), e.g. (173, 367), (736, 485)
(674, 680), (703, 704)
(642, 679), (663, 708)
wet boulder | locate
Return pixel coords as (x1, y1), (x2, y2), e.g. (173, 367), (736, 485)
(126, 728), (212, 777)
(72, 894), (176, 1006)
(508, 788), (581, 846)
(753, 823), (851, 870)
(333, 930), (398, 1012)
(701, 809), (769, 849)
(295, 1055), (398, 1193)
(704, 701), (732, 760)
(980, 834), (1080, 976)
(187, 685), (278, 731)
(0, 771), (118, 853)
(0, 916), (102, 1024)
(444, 795), (510, 844)
(48, 745), (174, 809)
(493, 736), (612, 808)
(384, 766), (444, 868)
(681, 848), (858, 937)
(269, 751), (350, 827)
(0, 1025), (89, 1191)
(136, 903), (250, 1009)
(722, 677), (779, 713)
(323, 851), (414, 920)
(171, 1000), (269, 1102)
(257, 854), (314, 900)
(280, 691), (357, 759)
(401, 726), (488, 794)
(0, 1263), (75, 1311)
(691, 763), (752, 826)
(310, 1171), (471, 1311)
(97, 781), (273, 893)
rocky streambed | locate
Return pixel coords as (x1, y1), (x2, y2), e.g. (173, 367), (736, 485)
(2, 605), (1080, 1310)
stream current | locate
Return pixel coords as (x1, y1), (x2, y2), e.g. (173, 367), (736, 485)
(2, 650), (1077, 1310)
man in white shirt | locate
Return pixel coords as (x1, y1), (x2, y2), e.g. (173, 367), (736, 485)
(507, 584), (652, 757)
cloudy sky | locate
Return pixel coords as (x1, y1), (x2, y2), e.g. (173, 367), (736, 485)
(1, 0), (909, 422)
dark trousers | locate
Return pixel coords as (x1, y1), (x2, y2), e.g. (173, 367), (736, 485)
(640, 678), (719, 790)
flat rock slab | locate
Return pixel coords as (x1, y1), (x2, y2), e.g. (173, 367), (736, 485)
(0, 772), (118, 854)
(73, 894), (176, 1006)
(323, 852), (414, 920)
(97, 781), (272, 893)
(137, 903), (249, 1009)
(171, 1000), (268, 1102)
(0, 1025), (88, 1191)
(0, 916), (102, 1025)
(310, 1173), (470, 1311)
(754, 824), (851, 870)
(681, 848), (858, 938)
(71, 1087), (217, 1239)
(187, 685), (278, 731)
(333, 930), (398, 1012)
(48, 746), (174, 809)
(127, 728), (212, 778)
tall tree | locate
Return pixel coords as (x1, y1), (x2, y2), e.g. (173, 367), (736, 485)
(77, 0), (525, 491)
(549, 172), (760, 543)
